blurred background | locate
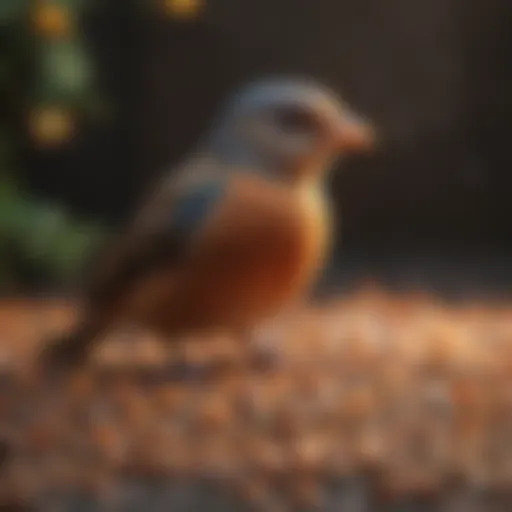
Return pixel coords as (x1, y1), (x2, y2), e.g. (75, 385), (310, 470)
(3, 0), (512, 510)
(4, 0), (512, 295)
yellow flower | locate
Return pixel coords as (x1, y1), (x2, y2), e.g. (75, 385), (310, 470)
(28, 107), (75, 147)
(164, 0), (203, 20)
(32, 3), (72, 39)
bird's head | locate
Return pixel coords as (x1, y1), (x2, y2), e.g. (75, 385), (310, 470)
(208, 78), (375, 184)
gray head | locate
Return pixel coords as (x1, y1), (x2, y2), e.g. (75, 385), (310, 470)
(207, 78), (375, 182)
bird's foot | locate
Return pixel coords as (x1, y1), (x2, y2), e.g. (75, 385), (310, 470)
(240, 328), (284, 373)
(162, 360), (207, 382)
(36, 338), (87, 381)
(247, 343), (283, 372)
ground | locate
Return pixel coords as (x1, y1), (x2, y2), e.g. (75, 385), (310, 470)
(1, 287), (512, 510)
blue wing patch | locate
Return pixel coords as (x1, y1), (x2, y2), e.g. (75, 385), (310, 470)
(170, 178), (227, 236)
(87, 177), (228, 305)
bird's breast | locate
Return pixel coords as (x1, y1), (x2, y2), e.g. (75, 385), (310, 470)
(164, 174), (331, 331)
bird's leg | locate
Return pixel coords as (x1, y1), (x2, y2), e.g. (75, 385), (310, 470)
(38, 316), (105, 377)
(230, 327), (253, 372)
(116, 324), (141, 350)
(161, 336), (205, 383)
(236, 326), (283, 373)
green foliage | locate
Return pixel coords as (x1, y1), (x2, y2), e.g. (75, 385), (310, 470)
(0, 1), (106, 291)
(36, 40), (93, 104)
(0, 178), (106, 289)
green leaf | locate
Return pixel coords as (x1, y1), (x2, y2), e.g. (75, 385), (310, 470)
(0, 183), (28, 236)
(53, 233), (85, 277)
(49, 221), (104, 279)
(18, 204), (67, 259)
(36, 41), (93, 102)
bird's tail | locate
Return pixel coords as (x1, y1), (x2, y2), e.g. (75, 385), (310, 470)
(38, 319), (103, 374)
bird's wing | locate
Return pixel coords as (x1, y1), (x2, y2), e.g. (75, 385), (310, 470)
(84, 160), (228, 310)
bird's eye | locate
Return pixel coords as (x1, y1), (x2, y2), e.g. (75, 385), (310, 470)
(272, 107), (316, 134)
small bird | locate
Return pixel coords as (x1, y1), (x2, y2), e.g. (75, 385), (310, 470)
(39, 77), (375, 372)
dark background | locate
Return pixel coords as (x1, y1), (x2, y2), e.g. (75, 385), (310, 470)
(18, 0), (512, 292)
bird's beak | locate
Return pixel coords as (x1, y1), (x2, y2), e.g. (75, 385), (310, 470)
(335, 112), (376, 153)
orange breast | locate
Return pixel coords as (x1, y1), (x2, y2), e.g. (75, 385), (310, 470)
(157, 174), (330, 333)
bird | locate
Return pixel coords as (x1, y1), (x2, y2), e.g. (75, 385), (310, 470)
(38, 77), (375, 373)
